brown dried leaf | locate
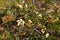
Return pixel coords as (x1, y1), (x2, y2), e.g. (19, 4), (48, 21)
(2, 14), (15, 23)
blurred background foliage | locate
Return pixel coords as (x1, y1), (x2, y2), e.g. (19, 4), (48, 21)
(0, 0), (60, 40)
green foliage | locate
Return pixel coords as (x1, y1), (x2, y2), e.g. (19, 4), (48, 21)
(0, 0), (60, 40)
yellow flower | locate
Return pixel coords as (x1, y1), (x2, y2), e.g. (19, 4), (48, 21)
(13, 2), (23, 9)
(47, 9), (54, 13)
(38, 14), (42, 18)
(22, 1), (25, 4)
(18, 4), (23, 9)
(36, 11), (38, 14)
(26, 19), (33, 28)
(17, 19), (25, 26)
(28, 20), (32, 24)
(41, 29), (45, 33)
(25, 4), (28, 8)
(53, 17), (59, 22)
(45, 33), (49, 38)
(54, 3), (59, 8)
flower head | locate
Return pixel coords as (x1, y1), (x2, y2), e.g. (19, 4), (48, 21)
(38, 14), (42, 18)
(45, 33), (49, 38)
(36, 11), (38, 14)
(25, 4), (28, 8)
(22, 1), (25, 4)
(18, 4), (23, 9)
(17, 19), (25, 26)
(41, 29), (45, 33)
